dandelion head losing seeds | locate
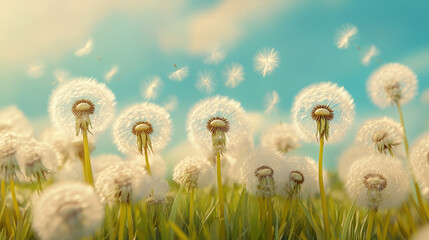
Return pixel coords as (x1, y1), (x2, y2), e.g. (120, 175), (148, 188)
(356, 117), (403, 155)
(367, 63), (418, 108)
(187, 96), (248, 156)
(32, 182), (104, 240)
(260, 123), (300, 154)
(254, 47), (279, 77)
(112, 102), (172, 155)
(410, 133), (429, 189)
(224, 63), (245, 88)
(291, 82), (355, 143)
(345, 154), (409, 211)
(48, 77), (116, 136)
(173, 156), (214, 190)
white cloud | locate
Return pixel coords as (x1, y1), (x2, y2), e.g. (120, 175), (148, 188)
(402, 46), (429, 74)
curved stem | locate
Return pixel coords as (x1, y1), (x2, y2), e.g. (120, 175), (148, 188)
(144, 147), (152, 175)
(83, 130), (94, 186)
(9, 177), (20, 220)
(118, 203), (126, 240)
(366, 210), (374, 240)
(318, 137), (330, 237)
(216, 152), (225, 240)
(126, 204), (134, 240)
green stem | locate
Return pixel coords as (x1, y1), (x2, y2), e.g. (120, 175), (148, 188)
(403, 202), (415, 232)
(366, 210), (374, 240)
(1, 179), (5, 203)
(118, 203), (127, 240)
(216, 152), (225, 240)
(318, 137), (330, 238)
(1, 179), (13, 234)
(9, 177), (20, 220)
(396, 101), (428, 222)
(258, 197), (266, 222)
(79, 155), (88, 183)
(126, 204), (134, 240)
(36, 176), (43, 193)
(282, 197), (291, 226)
(144, 147), (152, 175)
(83, 130), (94, 186)
(381, 210), (391, 240)
(266, 197), (273, 240)
(189, 188), (195, 235)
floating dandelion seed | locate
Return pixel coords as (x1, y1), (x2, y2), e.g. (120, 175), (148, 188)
(53, 69), (71, 85)
(204, 50), (226, 65)
(169, 65), (189, 82)
(173, 156), (214, 190)
(336, 24), (359, 49)
(260, 123), (300, 154)
(140, 75), (162, 100)
(104, 65), (118, 83)
(276, 156), (319, 198)
(356, 117), (403, 155)
(367, 63), (418, 108)
(291, 82), (355, 143)
(27, 63), (45, 79)
(264, 90), (280, 114)
(196, 70), (216, 94)
(163, 95), (178, 112)
(75, 38), (93, 57)
(254, 47), (279, 77)
(224, 63), (244, 88)
(345, 154), (409, 211)
(410, 133), (429, 189)
(0, 105), (33, 136)
(362, 45), (379, 66)
(337, 145), (366, 182)
(32, 182), (104, 240)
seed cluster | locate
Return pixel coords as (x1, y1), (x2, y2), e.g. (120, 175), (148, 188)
(290, 170), (305, 184)
(363, 173), (387, 191)
(132, 121), (154, 136)
(72, 99), (95, 117)
(311, 105), (334, 122)
(206, 116), (230, 133)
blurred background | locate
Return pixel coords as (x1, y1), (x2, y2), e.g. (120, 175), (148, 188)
(0, 0), (428, 172)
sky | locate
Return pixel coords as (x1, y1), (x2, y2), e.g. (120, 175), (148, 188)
(0, 0), (428, 172)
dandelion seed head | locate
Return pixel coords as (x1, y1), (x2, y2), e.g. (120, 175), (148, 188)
(104, 65), (118, 83)
(204, 50), (226, 65)
(48, 77), (116, 136)
(173, 156), (214, 190)
(367, 63), (418, 108)
(95, 162), (152, 203)
(345, 154), (409, 210)
(264, 91), (280, 114)
(254, 47), (279, 77)
(337, 145), (366, 181)
(112, 102), (172, 155)
(260, 123), (300, 154)
(187, 96), (249, 155)
(0, 105), (33, 137)
(0, 131), (25, 180)
(32, 182), (104, 240)
(169, 66), (189, 82)
(196, 70), (216, 94)
(362, 45), (379, 66)
(356, 117), (403, 155)
(145, 178), (170, 205)
(336, 24), (358, 49)
(224, 63), (244, 88)
(291, 82), (355, 143)
(276, 156), (319, 198)
(410, 133), (429, 189)
(75, 38), (93, 57)
(140, 75), (162, 100)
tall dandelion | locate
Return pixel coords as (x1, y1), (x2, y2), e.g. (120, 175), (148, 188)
(187, 96), (248, 239)
(112, 102), (172, 175)
(254, 47), (279, 77)
(260, 123), (300, 154)
(32, 182), (104, 240)
(336, 24), (359, 50)
(292, 82), (355, 237)
(49, 77), (116, 185)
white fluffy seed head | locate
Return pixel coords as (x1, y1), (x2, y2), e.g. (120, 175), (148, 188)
(254, 47), (279, 77)
(95, 162), (152, 203)
(112, 102), (172, 155)
(260, 123), (300, 154)
(187, 96), (249, 155)
(410, 133), (429, 189)
(48, 77), (116, 136)
(32, 182), (104, 240)
(173, 156), (214, 189)
(356, 117), (403, 155)
(146, 177), (170, 205)
(345, 155), (409, 210)
(0, 105), (33, 137)
(241, 148), (282, 197)
(276, 156), (319, 198)
(367, 63), (418, 108)
(291, 82), (355, 143)
(337, 145), (366, 182)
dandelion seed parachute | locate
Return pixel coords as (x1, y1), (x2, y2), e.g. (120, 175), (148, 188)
(276, 156), (319, 198)
(337, 145), (366, 182)
(104, 65), (118, 83)
(356, 117), (404, 155)
(224, 63), (244, 88)
(187, 96), (249, 155)
(362, 45), (379, 66)
(291, 82), (355, 143)
(260, 123), (300, 154)
(48, 77), (116, 136)
(254, 47), (279, 77)
(410, 133), (429, 190)
(336, 24), (358, 49)
(95, 162), (152, 203)
(169, 66), (189, 82)
(173, 156), (214, 189)
(367, 63), (418, 108)
(32, 182), (104, 240)
(140, 75), (162, 100)
(112, 102), (172, 155)
(75, 38), (93, 57)
(0, 105), (33, 137)
(196, 70), (216, 94)
(204, 50), (226, 65)
(264, 91), (280, 114)
(345, 154), (409, 210)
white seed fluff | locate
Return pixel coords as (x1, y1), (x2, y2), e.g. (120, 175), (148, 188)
(224, 63), (245, 88)
(260, 123), (300, 154)
(336, 24), (358, 49)
(410, 133), (429, 190)
(173, 156), (214, 189)
(254, 47), (279, 77)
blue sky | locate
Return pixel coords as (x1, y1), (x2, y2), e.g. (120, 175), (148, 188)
(0, 0), (428, 171)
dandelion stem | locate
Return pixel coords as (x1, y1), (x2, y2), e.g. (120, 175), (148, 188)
(1, 179), (5, 203)
(403, 202), (415, 232)
(318, 137), (330, 237)
(118, 203), (127, 240)
(381, 210), (391, 240)
(266, 197), (273, 240)
(9, 177), (20, 220)
(396, 101), (428, 222)
(366, 210), (374, 240)
(36, 176), (43, 193)
(216, 152), (225, 240)
(83, 130), (94, 186)
(144, 147), (152, 175)
(282, 197), (291, 226)
(79, 155), (88, 183)
(258, 197), (266, 222)
(189, 188), (195, 235)
(126, 204), (134, 240)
